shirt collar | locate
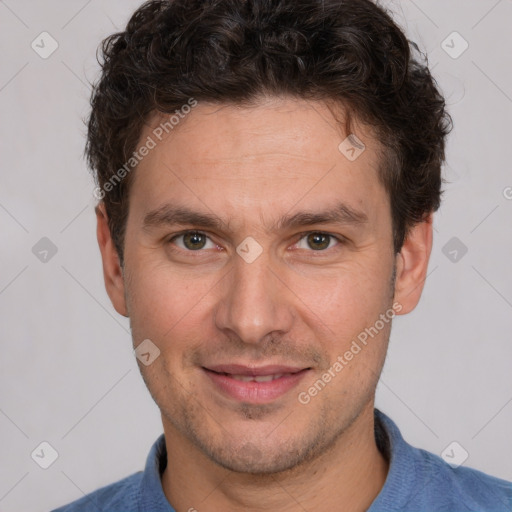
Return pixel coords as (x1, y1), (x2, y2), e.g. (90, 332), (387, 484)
(138, 433), (175, 511)
(137, 408), (415, 511)
(368, 408), (422, 511)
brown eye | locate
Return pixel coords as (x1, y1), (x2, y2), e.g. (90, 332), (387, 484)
(306, 233), (331, 250)
(182, 232), (207, 250)
(171, 231), (214, 251)
(294, 232), (341, 252)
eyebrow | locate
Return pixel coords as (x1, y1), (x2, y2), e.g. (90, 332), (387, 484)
(142, 201), (368, 233)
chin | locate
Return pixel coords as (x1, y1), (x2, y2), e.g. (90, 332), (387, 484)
(195, 425), (336, 476)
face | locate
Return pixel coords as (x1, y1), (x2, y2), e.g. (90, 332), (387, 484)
(98, 96), (431, 474)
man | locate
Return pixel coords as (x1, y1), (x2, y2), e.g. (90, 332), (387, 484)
(53, 0), (512, 510)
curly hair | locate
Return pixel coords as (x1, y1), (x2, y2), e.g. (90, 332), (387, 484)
(86, 0), (452, 265)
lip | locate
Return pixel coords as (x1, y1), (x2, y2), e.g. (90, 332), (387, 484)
(202, 364), (311, 403)
(205, 364), (305, 376)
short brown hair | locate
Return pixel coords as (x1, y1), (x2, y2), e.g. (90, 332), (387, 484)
(86, 0), (452, 265)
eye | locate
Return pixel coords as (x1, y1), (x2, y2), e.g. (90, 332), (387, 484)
(293, 232), (342, 251)
(169, 231), (217, 251)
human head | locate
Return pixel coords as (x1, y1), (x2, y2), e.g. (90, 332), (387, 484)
(87, 0), (451, 266)
(92, 0), (450, 478)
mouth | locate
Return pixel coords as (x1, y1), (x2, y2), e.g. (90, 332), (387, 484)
(202, 364), (311, 403)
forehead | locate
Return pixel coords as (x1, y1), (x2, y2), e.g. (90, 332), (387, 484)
(144, 97), (378, 166)
(128, 97), (388, 230)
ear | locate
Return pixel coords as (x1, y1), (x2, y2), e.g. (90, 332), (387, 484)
(393, 214), (433, 315)
(96, 203), (128, 317)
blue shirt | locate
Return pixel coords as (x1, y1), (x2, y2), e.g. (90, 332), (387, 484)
(52, 409), (512, 511)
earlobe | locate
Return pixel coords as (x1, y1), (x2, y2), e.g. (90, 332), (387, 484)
(393, 215), (434, 315)
(96, 203), (129, 317)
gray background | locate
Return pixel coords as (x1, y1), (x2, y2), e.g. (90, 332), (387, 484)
(0, 1), (511, 511)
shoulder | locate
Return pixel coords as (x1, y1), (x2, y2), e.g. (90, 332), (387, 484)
(373, 409), (512, 511)
(51, 471), (143, 512)
(415, 447), (512, 511)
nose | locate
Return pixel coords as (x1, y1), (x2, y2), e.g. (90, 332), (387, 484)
(213, 250), (294, 345)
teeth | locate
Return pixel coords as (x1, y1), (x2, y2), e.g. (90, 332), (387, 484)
(230, 373), (284, 382)
(231, 375), (255, 382)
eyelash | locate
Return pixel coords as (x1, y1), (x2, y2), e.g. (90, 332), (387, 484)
(166, 230), (345, 255)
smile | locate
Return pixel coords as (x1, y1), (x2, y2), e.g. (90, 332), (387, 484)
(202, 365), (311, 403)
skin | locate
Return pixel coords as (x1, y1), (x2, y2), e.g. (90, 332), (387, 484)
(97, 96), (433, 511)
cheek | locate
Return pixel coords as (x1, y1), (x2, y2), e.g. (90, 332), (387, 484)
(288, 257), (393, 335)
(125, 260), (219, 343)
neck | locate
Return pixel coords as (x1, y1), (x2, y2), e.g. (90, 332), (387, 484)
(161, 402), (389, 512)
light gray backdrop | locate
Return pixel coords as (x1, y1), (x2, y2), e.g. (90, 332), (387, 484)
(1, 1), (511, 511)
